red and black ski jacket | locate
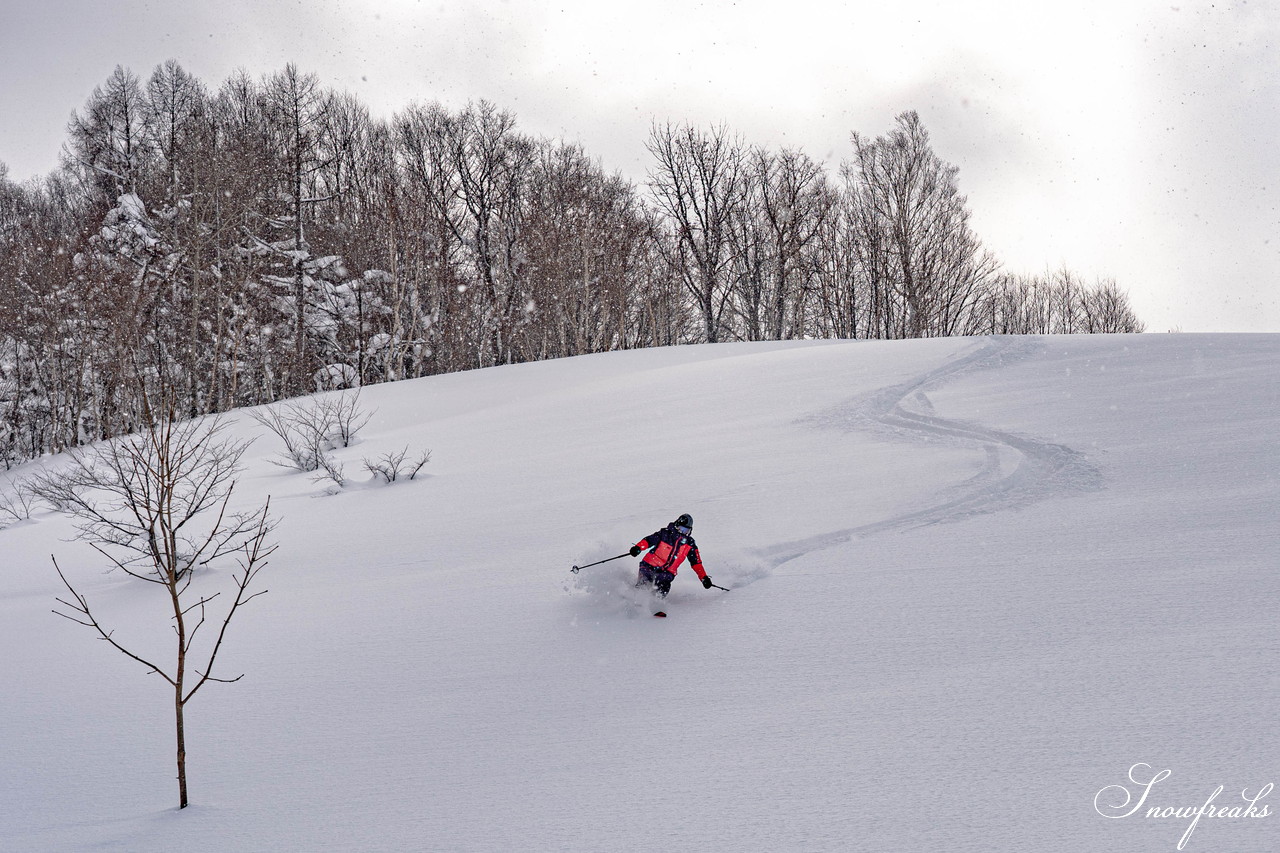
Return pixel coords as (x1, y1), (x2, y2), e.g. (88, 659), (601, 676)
(634, 525), (707, 580)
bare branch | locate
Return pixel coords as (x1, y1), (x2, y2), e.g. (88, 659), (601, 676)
(191, 670), (245, 685)
(52, 556), (177, 687)
(183, 500), (274, 704)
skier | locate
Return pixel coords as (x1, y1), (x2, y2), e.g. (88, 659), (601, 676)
(629, 513), (714, 598)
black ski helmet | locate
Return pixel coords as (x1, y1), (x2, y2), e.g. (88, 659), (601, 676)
(674, 513), (693, 530)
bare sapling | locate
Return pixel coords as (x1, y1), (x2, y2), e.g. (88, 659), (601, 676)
(36, 396), (277, 809)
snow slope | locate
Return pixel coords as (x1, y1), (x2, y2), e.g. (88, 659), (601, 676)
(1, 334), (1277, 853)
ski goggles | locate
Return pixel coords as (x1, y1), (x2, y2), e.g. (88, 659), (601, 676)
(674, 523), (691, 536)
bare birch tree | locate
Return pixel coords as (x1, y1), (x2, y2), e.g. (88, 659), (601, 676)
(63, 65), (151, 203)
(646, 122), (744, 343)
(452, 101), (535, 367)
(729, 147), (831, 340)
(845, 111), (997, 338)
(261, 64), (331, 393)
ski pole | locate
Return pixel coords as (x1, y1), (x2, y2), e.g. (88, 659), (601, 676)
(709, 582), (731, 591)
(570, 552), (631, 573)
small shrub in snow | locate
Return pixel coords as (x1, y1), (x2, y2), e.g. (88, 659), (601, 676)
(250, 390), (373, 474)
(0, 478), (40, 525)
(311, 452), (347, 489)
(324, 391), (371, 448)
(363, 447), (431, 483)
(250, 404), (326, 471)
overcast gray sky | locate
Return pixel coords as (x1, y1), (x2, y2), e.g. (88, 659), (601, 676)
(2, 0), (1278, 332)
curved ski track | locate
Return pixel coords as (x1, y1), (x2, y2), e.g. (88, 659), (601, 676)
(760, 336), (1102, 571)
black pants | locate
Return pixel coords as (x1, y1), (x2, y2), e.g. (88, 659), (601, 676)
(637, 565), (675, 597)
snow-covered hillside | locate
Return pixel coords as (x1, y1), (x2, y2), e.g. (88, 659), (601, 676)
(1, 334), (1276, 853)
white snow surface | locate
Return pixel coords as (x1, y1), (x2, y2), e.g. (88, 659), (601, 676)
(1, 334), (1277, 852)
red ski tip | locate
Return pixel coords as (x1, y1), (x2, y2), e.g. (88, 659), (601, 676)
(653, 611), (667, 618)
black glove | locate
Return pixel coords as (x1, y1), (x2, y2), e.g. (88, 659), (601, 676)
(701, 576), (713, 589)
(629, 545), (642, 557)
